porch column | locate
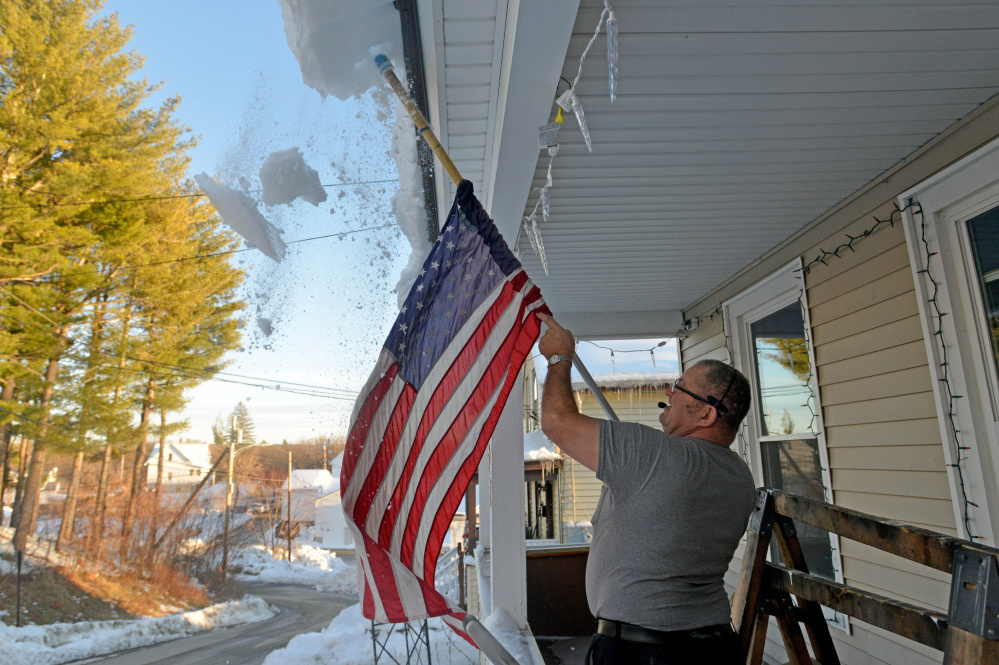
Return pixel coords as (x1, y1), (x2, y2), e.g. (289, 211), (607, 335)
(488, 369), (527, 627)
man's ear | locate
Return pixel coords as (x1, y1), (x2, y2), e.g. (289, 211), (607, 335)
(697, 405), (719, 429)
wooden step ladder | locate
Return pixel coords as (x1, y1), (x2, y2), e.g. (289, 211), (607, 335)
(731, 489), (999, 664)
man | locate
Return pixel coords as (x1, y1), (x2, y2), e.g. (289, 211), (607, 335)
(537, 313), (756, 664)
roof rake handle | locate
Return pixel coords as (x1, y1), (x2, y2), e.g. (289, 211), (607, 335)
(462, 615), (524, 665)
(374, 54), (463, 186)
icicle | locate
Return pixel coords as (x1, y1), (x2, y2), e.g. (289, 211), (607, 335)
(606, 8), (618, 102)
(540, 189), (551, 223)
(557, 88), (592, 153)
(531, 217), (549, 275)
(651, 349), (656, 367)
(610, 350), (615, 373)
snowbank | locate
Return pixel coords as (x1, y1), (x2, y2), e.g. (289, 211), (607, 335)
(232, 543), (357, 591)
(0, 596), (275, 665)
(258, 147), (328, 207)
(278, 0), (403, 101)
(194, 172), (287, 263)
(262, 602), (477, 665)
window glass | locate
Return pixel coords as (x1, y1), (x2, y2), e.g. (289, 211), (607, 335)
(751, 302), (814, 436)
(760, 438), (836, 579)
(967, 207), (999, 380)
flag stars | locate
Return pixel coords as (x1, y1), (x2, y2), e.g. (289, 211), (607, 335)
(487, 268), (495, 277)
(464, 274), (473, 282)
(446, 241), (455, 250)
(400, 305), (408, 314)
(419, 269), (426, 277)
(398, 322), (408, 333)
(416, 301), (424, 310)
(416, 283), (425, 293)
(431, 261), (440, 270)
(465, 256), (474, 264)
(446, 293), (455, 301)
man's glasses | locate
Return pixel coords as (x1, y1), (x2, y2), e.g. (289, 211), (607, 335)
(667, 378), (731, 415)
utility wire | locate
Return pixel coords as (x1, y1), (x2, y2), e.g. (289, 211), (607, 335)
(0, 178), (400, 211)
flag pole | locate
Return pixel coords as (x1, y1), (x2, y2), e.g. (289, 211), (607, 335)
(375, 54), (463, 186)
(374, 54), (619, 423)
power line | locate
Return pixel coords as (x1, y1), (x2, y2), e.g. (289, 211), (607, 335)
(0, 178), (400, 211)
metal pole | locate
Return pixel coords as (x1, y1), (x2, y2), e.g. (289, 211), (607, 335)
(287, 449), (293, 562)
(15, 549), (22, 627)
(572, 353), (619, 421)
(462, 615), (523, 665)
(222, 416), (237, 580)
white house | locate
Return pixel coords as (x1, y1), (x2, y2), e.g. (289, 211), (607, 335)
(145, 441), (213, 487)
(383, 0), (999, 662)
(280, 469), (337, 524)
(311, 490), (353, 550)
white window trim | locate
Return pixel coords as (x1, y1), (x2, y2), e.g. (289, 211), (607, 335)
(723, 258), (850, 633)
(900, 137), (999, 545)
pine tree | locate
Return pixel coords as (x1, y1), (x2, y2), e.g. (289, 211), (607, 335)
(227, 402), (257, 445)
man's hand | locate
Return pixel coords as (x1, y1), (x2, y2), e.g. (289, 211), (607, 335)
(537, 313), (576, 360)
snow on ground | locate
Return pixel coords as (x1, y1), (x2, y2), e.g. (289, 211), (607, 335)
(258, 147), (328, 207)
(0, 596), (275, 665)
(194, 172), (287, 262)
(263, 602), (477, 665)
(232, 542), (357, 592)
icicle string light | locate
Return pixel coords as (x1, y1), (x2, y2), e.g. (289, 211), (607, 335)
(516, 0), (617, 271)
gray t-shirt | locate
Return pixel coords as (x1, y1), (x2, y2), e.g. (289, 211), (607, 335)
(586, 420), (756, 631)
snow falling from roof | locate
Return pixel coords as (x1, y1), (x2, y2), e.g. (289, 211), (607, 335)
(258, 147), (328, 207)
(277, 0), (402, 102)
(194, 172), (288, 262)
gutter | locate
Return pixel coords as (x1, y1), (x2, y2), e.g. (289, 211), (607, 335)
(394, 0), (440, 242)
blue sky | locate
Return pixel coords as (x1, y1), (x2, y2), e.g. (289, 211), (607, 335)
(106, 1), (677, 443)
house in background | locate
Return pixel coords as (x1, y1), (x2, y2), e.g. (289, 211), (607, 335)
(280, 469), (336, 525)
(311, 489), (353, 551)
(145, 440), (213, 488)
(381, 0), (999, 661)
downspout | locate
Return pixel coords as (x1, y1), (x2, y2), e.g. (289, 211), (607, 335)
(394, 0), (440, 242)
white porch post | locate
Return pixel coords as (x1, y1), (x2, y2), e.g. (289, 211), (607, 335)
(487, 369), (527, 627)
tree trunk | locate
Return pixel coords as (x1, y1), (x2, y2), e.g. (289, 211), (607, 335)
(0, 376), (16, 511)
(151, 408), (166, 528)
(89, 444), (113, 555)
(56, 450), (84, 552)
(14, 336), (67, 549)
(121, 377), (155, 549)
(13, 445), (45, 551)
(10, 437), (32, 527)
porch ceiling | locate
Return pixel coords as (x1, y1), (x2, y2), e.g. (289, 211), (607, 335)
(421, 0), (999, 336)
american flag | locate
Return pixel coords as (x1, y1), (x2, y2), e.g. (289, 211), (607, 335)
(340, 180), (547, 638)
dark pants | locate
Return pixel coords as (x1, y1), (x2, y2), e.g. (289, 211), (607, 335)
(585, 624), (742, 665)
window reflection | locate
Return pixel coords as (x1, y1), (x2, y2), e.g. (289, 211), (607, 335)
(751, 302), (813, 436)
(967, 207), (999, 380)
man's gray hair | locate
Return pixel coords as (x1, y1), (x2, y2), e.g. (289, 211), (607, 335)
(692, 360), (751, 435)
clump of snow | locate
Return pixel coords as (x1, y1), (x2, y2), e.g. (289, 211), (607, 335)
(257, 317), (273, 336)
(263, 603), (477, 665)
(481, 608), (534, 665)
(278, 0), (403, 101)
(523, 430), (561, 461)
(194, 173), (287, 263)
(232, 543), (356, 591)
(0, 596), (275, 665)
(389, 101), (431, 307)
(258, 147), (328, 207)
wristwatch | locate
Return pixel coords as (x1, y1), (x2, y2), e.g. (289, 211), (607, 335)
(547, 354), (571, 367)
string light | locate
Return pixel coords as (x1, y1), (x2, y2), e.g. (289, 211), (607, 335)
(517, 0), (618, 273)
(911, 199), (981, 540)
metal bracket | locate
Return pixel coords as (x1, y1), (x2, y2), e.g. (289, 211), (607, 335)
(948, 548), (999, 639)
(749, 489), (776, 540)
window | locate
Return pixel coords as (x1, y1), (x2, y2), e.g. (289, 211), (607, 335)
(751, 302), (835, 579)
(967, 208), (999, 381)
(900, 138), (999, 543)
(724, 260), (848, 630)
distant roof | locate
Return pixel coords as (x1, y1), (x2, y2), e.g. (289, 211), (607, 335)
(524, 430), (561, 461)
(281, 469), (337, 493)
(569, 371), (678, 392)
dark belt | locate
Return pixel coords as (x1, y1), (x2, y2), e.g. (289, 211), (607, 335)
(596, 619), (732, 645)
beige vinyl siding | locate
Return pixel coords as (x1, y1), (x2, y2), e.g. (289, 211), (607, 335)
(676, 98), (999, 665)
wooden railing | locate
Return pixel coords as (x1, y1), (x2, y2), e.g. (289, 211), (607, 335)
(731, 489), (999, 665)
